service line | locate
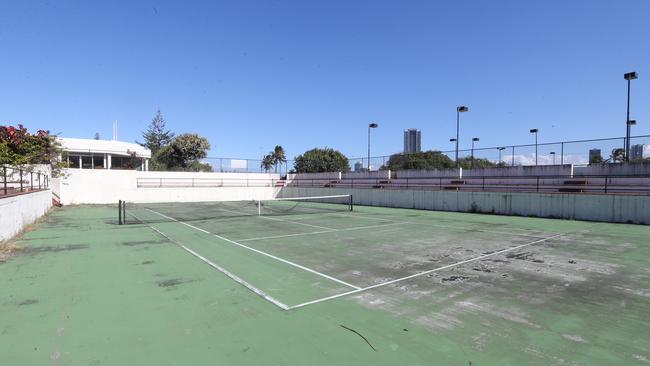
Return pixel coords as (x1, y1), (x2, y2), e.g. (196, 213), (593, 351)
(287, 233), (566, 310)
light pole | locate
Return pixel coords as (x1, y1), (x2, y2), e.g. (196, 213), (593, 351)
(456, 106), (469, 166)
(624, 71), (638, 162)
(471, 137), (479, 167)
(367, 123), (378, 170)
(530, 128), (539, 166)
(550, 151), (556, 165)
(497, 147), (506, 165)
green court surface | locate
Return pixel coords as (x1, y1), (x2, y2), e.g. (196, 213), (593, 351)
(1, 203), (649, 365)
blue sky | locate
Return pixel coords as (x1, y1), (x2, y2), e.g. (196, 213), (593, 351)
(1, 0), (649, 163)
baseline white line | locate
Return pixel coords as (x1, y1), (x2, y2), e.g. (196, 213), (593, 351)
(146, 209), (361, 290)
(287, 233), (566, 310)
(128, 212), (289, 310)
(238, 222), (408, 242)
(325, 212), (552, 239)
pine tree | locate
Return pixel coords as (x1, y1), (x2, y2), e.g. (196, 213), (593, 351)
(138, 109), (175, 154)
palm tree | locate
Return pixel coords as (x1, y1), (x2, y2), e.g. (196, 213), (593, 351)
(272, 145), (287, 173)
(261, 154), (274, 172)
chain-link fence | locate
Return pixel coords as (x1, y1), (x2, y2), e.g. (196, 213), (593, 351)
(350, 134), (650, 171)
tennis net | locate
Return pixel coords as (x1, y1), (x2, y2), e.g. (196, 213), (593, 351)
(118, 194), (353, 225)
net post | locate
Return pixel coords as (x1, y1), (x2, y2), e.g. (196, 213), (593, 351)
(349, 195), (353, 211)
(122, 201), (126, 224)
(118, 200), (122, 225)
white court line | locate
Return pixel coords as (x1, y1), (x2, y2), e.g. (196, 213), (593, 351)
(128, 212), (289, 310)
(259, 215), (336, 230)
(238, 222), (408, 242)
(325, 212), (552, 239)
(212, 206), (337, 231)
(287, 233), (566, 310)
(146, 209), (361, 290)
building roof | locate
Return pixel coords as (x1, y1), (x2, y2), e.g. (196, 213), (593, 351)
(58, 137), (152, 158)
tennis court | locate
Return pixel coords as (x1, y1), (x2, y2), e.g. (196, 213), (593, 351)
(1, 197), (649, 365)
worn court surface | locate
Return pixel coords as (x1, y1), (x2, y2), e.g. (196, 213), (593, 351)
(1, 204), (649, 365)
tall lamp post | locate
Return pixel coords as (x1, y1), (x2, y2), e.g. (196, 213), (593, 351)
(367, 123), (379, 170)
(471, 137), (479, 167)
(530, 128), (539, 166)
(550, 151), (556, 165)
(497, 147), (506, 165)
(624, 71), (638, 162)
(456, 106), (469, 166)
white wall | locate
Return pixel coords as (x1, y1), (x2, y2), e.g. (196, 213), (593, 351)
(279, 187), (650, 225)
(0, 190), (53, 242)
(54, 169), (281, 204)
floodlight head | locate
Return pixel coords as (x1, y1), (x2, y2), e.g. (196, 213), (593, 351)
(530, 128), (539, 133)
(457, 106), (469, 112)
(550, 151), (555, 154)
(368, 123), (378, 128)
(449, 138), (457, 142)
(624, 72), (638, 80)
(472, 137), (480, 142)
(627, 119), (637, 125)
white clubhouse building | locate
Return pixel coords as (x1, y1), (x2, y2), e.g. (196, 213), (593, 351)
(58, 137), (151, 171)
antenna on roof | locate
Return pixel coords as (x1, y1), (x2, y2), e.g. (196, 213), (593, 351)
(112, 120), (118, 140)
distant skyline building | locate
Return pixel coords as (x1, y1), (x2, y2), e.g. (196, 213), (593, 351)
(630, 144), (650, 160)
(403, 129), (421, 153)
(354, 161), (365, 172)
(589, 149), (602, 163)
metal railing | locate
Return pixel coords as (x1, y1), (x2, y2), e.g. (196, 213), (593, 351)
(287, 174), (650, 195)
(137, 176), (284, 188)
(1, 165), (50, 197)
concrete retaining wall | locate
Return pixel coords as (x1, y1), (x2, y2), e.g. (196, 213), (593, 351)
(0, 190), (53, 242)
(574, 162), (650, 176)
(278, 187), (650, 225)
(54, 169), (280, 205)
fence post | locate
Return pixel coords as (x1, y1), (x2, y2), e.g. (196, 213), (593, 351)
(20, 169), (23, 192)
(604, 175), (608, 194)
(30, 172), (34, 190)
(511, 146), (515, 166)
(406, 177), (409, 189)
(482, 176), (485, 191)
(38, 173), (41, 189)
(3, 167), (7, 195)
(536, 176), (540, 192)
(560, 142), (564, 165)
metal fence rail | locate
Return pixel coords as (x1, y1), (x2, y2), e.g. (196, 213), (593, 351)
(1, 165), (50, 197)
(137, 176), (282, 188)
(287, 174), (650, 195)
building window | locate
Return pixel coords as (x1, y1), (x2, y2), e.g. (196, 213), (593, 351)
(68, 154), (81, 168)
(93, 154), (105, 169)
(82, 156), (93, 169)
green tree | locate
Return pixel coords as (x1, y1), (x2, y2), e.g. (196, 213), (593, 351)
(458, 157), (497, 169)
(261, 154), (275, 172)
(610, 148), (625, 163)
(272, 145), (287, 173)
(138, 109), (175, 155)
(293, 148), (350, 173)
(590, 152), (603, 164)
(156, 133), (212, 171)
(384, 151), (454, 171)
